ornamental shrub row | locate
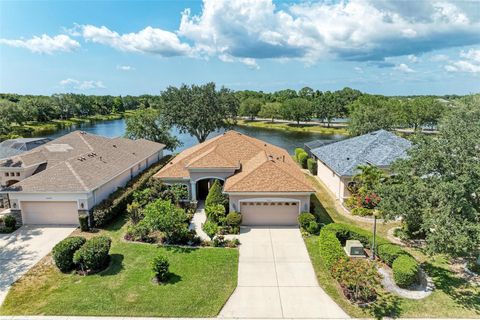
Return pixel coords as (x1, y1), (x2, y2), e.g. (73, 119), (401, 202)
(52, 236), (87, 272)
(319, 223), (419, 288)
(92, 155), (172, 227)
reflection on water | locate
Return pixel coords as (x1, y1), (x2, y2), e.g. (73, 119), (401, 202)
(41, 119), (344, 154)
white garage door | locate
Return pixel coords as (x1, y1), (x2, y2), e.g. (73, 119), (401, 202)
(241, 201), (299, 226)
(21, 201), (79, 225)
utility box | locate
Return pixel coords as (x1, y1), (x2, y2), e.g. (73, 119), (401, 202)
(344, 240), (365, 258)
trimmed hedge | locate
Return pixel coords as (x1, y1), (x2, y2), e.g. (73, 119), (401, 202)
(377, 243), (408, 267)
(52, 236), (86, 272)
(318, 223), (419, 288)
(92, 155), (172, 227)
(392, 255), (419, 288)
(294, 148), (305, 161)
(298, 212), (316, 230)
(73, 236), (112, 272)
(307, 158), (317, 175)
(297, 152), (308, 169)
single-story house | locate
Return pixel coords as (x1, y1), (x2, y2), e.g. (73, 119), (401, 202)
(1, 131), (165, 225)
(311, 130), (411, 202)
(154, 130), (314, 226)
(303, 139), (340, 158)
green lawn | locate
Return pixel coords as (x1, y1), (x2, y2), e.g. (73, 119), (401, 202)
(306, 175), (480, 318)
(236, 119), (348, 135)
(0, 217), (239, 317)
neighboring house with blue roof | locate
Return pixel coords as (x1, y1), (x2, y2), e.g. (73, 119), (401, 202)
(311, 130), (411, 202)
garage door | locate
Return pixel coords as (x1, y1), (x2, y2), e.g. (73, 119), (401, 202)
(21, 201), (79, 225)
(241, 201), (299, 226)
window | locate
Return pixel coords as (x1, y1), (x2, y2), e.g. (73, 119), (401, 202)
(16, 172), (20, 177)
(10, 172), (14, 176)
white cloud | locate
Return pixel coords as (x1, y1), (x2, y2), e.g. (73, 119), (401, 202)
(430, 54), (450, 61)
(445, 48), (480, 73)
(354, 67), (364, 73)
(117, 65), (134, 71)
(394, 63), (416, 73)
(81, 25), (191, 57)
(0, 34), (80, 54)
(177, 0), (480, 64)
(407, 54), (419, 63)
(59, 78), (105, 90)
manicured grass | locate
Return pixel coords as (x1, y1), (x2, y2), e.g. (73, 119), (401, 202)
(236, 119), (348, 135)
(0, 217), (239, 317)
(305, 174), (480, 318)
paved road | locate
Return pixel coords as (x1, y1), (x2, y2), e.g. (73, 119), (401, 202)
(219, 227), (349, 319)
(0, 225), (76, 305)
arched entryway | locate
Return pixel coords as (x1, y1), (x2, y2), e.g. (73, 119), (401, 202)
(195, 178), (224, 200)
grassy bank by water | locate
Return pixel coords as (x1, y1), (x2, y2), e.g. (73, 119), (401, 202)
(236, 119), (348, 135)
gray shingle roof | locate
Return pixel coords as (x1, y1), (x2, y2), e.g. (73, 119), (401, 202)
(311, 130), (411, 177)
(5, 131), (165, 193)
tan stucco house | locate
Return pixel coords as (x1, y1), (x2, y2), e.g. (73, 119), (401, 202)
(311, 130), (411, 202)
(154, 130), (314, 226)
(0, 131), (165, 225)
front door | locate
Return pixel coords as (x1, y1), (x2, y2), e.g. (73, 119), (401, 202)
(197, 179), (210, 200)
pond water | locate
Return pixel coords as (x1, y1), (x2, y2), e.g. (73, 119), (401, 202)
(41, 119), (344, 154)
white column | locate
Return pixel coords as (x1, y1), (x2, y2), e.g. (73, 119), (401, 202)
(190, 181), (197, 201)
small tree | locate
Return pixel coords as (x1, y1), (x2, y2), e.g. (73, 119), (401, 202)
(203, 220), (219, 240)
(205, 180), (228, 208)
(151, 255), (170, 282)
(258, 102), (281, 122)
(143, 199), (189, 244)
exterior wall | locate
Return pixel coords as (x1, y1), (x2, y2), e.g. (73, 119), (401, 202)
(316, 159), (352, 202)
(0, 164), (40, 187)
(93, 169), (131, 205)
(228, 193), (311, 213)
(8, 193), (88, 211)
(316, 159), (343, 199)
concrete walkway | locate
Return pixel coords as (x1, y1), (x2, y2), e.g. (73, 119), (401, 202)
(0, 225), (76, 305)
(219, 227), (349, 319)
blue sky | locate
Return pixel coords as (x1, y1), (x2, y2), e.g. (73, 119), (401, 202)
(1, 0), (479, 96)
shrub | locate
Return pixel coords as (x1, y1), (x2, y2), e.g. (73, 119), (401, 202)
(467, 259), (480, 274)
(143, 199), (190, 244)
(297, 151), (308, 169)
(78, 214), (89, 232)
(351, 207), (373, 216)
(331, 258), (380, 304)
(205, 180), (228, 209)
(377, 244), (408, 266)
(3, 214), (16, 229)
(92, 156), (172, 227)
(225, 211), (242, 227)
(212, 235), (227, 247)
(392, 255), (419, 288)
(294, 148), (305, 161)
(125, 222), (153, 242)
(52, 236), (86, 272)
(205, 204), (227, 224)
(151, 255), (169, 282)
(306, 221), (320, 235)
(126, 201), (144, 225)
(319, 226), (347, 270)
(73, 236), (112, 273)
(307, 158), (317, 175)
(298, 212), (316, 230)
(203, 220), (219, 240)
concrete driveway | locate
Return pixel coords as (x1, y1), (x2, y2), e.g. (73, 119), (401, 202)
(0, 225), (76, 305)
(219, 227), (349, 319)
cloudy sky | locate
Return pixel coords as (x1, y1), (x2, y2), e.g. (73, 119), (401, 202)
(1, 0), (479, 95)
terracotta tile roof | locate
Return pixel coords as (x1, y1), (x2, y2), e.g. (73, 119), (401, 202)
(5, 131), (165, 193)
(155, 130), (313, 193)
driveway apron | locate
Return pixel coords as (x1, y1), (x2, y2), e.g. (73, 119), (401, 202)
(219, 227), (349, 319)
(0, 225), (76, 305)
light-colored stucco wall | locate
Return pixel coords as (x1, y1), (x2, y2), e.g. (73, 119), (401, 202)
(228, 193), (311, 213)
(93, 169), (132, 205)
(316, 159), (351, 201)
(188, 170), (235, 183)
(8, 193), (88, 211)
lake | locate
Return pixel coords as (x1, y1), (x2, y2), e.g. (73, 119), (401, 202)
(41, 119), (344, 154)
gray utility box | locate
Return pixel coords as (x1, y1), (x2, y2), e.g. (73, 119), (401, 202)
(344, 240), (365, 258)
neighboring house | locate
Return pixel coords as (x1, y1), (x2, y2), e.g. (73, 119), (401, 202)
(1, 131), (165, 225)
(311, 130), (411, 202)
(0, 137), (51, 160)
(303, 139), (341, 158)
(155, 130), (314, 226)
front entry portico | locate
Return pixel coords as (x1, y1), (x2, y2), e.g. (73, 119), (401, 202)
(190, 178), (225, 201)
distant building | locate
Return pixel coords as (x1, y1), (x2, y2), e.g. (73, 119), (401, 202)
(0, 137), (51, 160)
(311, 130), (411, 202)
